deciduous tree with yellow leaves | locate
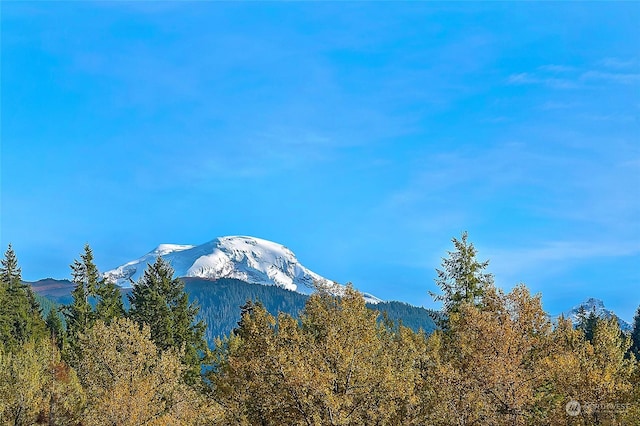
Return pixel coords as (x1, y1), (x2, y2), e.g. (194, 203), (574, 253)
(77, 318), (220, 426)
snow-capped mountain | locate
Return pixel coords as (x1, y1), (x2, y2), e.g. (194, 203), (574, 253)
(104, 236), (382, 304)
(554, 298), (632, 331)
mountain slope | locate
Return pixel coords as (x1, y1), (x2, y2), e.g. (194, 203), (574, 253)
(104, 236), (382, 303)
(28, 277), (434, 346)
(554, 297), (632, 331)
(29, 278), (76, 305)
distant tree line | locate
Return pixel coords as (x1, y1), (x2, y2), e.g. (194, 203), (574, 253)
(1, 234), (639, 425)
(186, 277), (437, 343)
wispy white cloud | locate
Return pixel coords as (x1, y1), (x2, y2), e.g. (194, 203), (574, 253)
(508, 59), (640, 89)
(376, 128), (640, 276)
(486, 240), (640, 282)
(507, 73), (535, 84)
(581, 70), (640, 85)
(481, 116), (510, 123)
(163, 128), (345, 187)
(599, 57), (639, 70)
(538, 101), (579, 110)
(579, 113), (636, 123)
(491, 239), (640, 266)
(538, 64), (576, 73)
(507, 72), (579, 89)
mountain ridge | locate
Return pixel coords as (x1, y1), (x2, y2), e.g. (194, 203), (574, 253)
(553, 297), (632, 331)
(103, 235), (382, 304)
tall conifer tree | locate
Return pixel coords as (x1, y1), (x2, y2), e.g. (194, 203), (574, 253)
(64, 244), (100, 352)
(430, 232), (494, 327)
(45, 308), (67, 351)
(128, 257), (207, 382)
(64, 244), (125, 354)
(631, 305), (640, 359)
(0, 244), (46, 348)
(576, 306), (599, 343)
(95, 278), (125, 325)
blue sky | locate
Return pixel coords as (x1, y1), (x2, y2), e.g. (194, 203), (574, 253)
(1, 2), (639, 320)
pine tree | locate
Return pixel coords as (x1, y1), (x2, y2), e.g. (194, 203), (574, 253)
(430, 232), (494, 325)
(0, 244), (46, 348)
(94, 277), (125, 325)
(71, 244), (101, 300)
(0, 276), (10, 347)
(576, 306), (599, 343)
(63, 244), (125, 358)
(1, 244), (23, 290)
(63, 245), (99, 353)
(128, 257), (207, 382)
(631, 305), (640, 359)
(45, 308), (66, 351)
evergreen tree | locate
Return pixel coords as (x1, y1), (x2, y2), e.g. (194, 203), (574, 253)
(94, 277), (125, 325)
(63, 244), (99, 352)
(71, 244), (101, 304)
(128, 257), (207, 382)
(631, 305), (640, 359)
(234, 299), (259, 334)
(45, 308), (67, 351)
(0, 244), (46, 348)
(430, 232), (494, 321)
(1, 244), (23, 290)
(0, 276), (9, 347)
(576, 306), (599, 343)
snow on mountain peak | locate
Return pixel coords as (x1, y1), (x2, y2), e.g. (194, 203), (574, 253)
(152, 244), (195, 256)
(104, 236), (382, 304)
(555, 297), (631, 331)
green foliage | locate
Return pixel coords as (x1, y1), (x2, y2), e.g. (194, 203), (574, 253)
(1, 236), (639, 425)
(63, 244), (125, 360)
(0, 283), (8, 345)
(184, 277), (309, 343)
(0, 244), (47, 349)
(46, 307), (67, 351)
(35, 277), (438, 349)
(576, 305), (599, 343)
(369, 301), (437, 334)
(186, 278), (438, 346)
(63, 245), (99, 353)
(95, 278), (125, 324)
(631, 305), (640, 359)
(34, 292), (57, 319)
(29, 278), (75, 306)
(430, 232), (494, 318)
(128, 257), (208, 383)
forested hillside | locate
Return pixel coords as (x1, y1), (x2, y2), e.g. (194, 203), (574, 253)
(184, 277), (437, 341)
(31, 277), (437, 345)
(2, 237), (640, 425)
(184, 277), (309, 342)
